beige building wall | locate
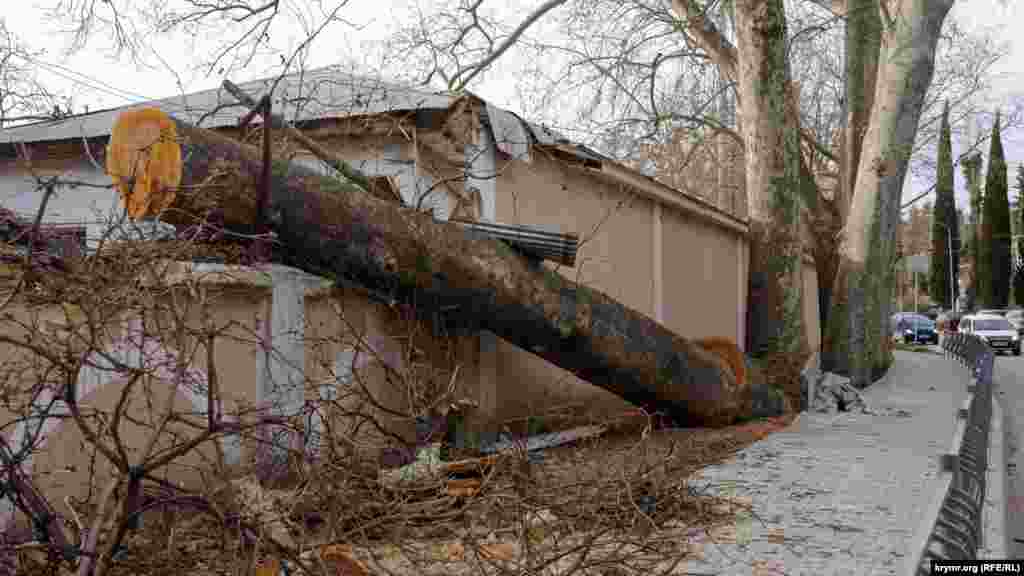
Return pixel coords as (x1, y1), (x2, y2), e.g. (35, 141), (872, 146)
(13, 283), (273, 509)
(660, 205), (744, 344)
(486, 152), (657, 422)
(480, 150), (756, 424)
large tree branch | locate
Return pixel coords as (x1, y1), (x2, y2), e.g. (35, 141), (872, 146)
(670, 0), (739, 83)
(670, 0), (835, 176)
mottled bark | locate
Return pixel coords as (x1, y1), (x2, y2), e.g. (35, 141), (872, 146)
(839, 0), (881, 224)
(121, 110), (748, 427)
(838, 0), (954, 387)
(735, 0), (805, 360)
(673, 0), (816, 370)
(826, 0), (881, 375)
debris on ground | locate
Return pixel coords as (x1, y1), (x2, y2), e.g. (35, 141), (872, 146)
(479, 424), (607, 455)
(809, 372), (874, 414)
(78, 412), (796, 576)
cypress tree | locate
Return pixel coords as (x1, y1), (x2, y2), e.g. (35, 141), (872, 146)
(983, 111), (1011, 308)
(1015, 165), (1024, 305)
(963, 149), (984, 307)
(1018, 165), (1024, 262)
(931, 102), (957, 308)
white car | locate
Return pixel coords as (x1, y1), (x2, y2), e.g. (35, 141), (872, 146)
(959, 313), (1021, 356)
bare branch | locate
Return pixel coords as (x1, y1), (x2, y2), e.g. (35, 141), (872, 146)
(450, 0), (570, 91)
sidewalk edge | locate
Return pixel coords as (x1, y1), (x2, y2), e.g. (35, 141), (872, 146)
(980, 395), (1008, 559)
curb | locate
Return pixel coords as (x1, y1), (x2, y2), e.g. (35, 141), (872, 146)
(980, 395), (1008, 558)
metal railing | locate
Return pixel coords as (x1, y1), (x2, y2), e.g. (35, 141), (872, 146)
(906, 332), (994, 574)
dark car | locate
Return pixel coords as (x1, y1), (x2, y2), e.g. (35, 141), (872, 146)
(890, 313), (939, 344)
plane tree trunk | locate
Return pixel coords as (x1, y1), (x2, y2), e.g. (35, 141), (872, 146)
(108, 108), (749, 427)
(837, 0), (955, 387)
(734, 0), (806, 364)
(674, 0), (808, 401)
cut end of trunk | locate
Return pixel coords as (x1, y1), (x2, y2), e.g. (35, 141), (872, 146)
(107, 107), (183, 219)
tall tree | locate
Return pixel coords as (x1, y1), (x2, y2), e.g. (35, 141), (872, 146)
(1014, 165), (1024, 305)
(827, 0), (881, 375)
(964, 149), (985, 304)
(833, 0), (955, 386)
(983, 111), (1011, 307)
(930, 101), (957, 308)
(1017, 164), (1024, 266)
(732, 0), (804, 361)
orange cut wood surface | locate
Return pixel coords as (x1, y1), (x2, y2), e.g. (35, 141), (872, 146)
(106, 108), (183, 219)
(692, 337), (747, 387)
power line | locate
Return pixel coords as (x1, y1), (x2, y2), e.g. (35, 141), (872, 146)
(13, 53), (155, 105)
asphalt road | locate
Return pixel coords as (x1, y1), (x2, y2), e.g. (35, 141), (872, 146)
(992, 351), (1024, 557)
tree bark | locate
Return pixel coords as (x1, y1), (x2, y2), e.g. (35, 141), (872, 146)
(112, 109), (748, 427)
(825, 0), (881, 375)
(838, 0), (954, 387)
(675, 0), (810, 370)
(734, 0), (806, 362)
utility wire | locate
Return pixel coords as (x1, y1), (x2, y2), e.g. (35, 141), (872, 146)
(12, 53), (155, 105)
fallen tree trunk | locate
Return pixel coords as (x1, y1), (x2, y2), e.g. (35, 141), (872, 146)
(107, 108), (748, 427)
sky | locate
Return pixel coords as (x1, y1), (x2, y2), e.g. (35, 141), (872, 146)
(3, 0), (1023, 216)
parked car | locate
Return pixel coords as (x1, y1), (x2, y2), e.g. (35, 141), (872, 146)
(977, 308), (1009, 317)
(890, 313), (939, 344)
(1006, 309), (1024, 335)
(959, 313), (1021, 355)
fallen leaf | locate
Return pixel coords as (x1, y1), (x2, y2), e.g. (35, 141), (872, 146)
(445, 478), (482, 498)
(320, 543), (371, 576)
(480, 542), (516, 561)
(440, 541), (466, 561)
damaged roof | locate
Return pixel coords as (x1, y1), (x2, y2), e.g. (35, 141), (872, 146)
(0, 67), (454, 143)
(0, 65), (589, 159)
(0, 66), (746, 231)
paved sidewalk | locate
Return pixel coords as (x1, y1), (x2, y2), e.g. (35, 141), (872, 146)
(678, 351), (971, 575)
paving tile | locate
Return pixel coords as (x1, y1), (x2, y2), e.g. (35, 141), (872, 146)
(678, 352), (971, 575)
